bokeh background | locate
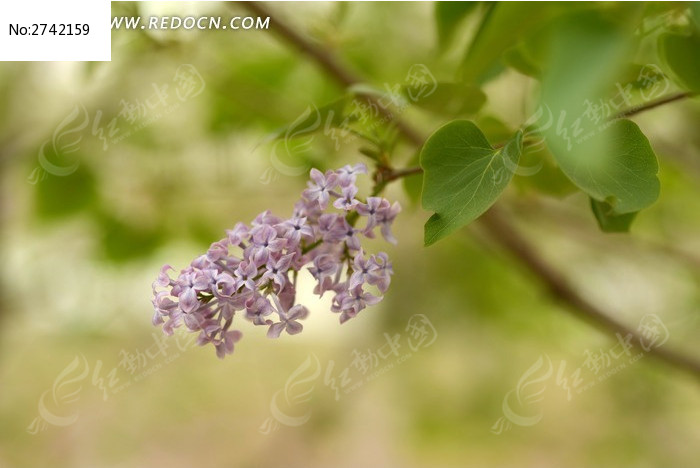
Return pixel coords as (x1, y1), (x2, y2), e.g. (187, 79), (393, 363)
(1, 2), (699, 467)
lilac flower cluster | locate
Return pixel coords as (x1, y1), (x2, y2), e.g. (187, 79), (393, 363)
(151, 164), (400, 358)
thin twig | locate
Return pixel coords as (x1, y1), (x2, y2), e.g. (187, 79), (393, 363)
(613, 91), (696, 119)
(237, 1), (700, 379)
(384, 166), (423, 182)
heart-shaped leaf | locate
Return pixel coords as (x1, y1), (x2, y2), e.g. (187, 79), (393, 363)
(421, 120), (523, 246)
(549, 119), (660, 215)
(537, 12), (659, 218)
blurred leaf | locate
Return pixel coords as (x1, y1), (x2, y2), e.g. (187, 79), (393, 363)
(404, 82), (486, 116)
(34, 164), (96, 220)
(590, 198), (638, 232)
(504, 5), (645, 82)
(502, 45), (542, 78)
(434, 2), (479, 49)
(553, 119), (660, 214)
(540, 11), (632, 123)
(421, 121), (523, 246)
(539, 12), (658, 215)
(460, 3), (570, 83)
(475, 115), (513, 142)
(658, 32), (700, 92)
(208, 55), (312, 133)
(98, 214), (163, 262)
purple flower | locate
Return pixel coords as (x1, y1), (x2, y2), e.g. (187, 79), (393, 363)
(206, 241), (229, 262)
(370, 252), (393, 292)
(245, 294), (274, 325)
(234, 261), (259, 291)
(162, 310), (184, 335)
(226, 222), (250, 246)
(154, 265), (174, 288)
(267, 303), (310, 338)
(213, 330), (242, 359)
(191, 255), (213, 270)
(356, 197), (390, 232)
(152, 290), (177, 314)
(336, 163), (367, 186)
(333, 285), (382, 324)
(260, 253), (294, 289)
(277, 282), (297, 312)
(320, 215), (361, 250)
(333, 185), (360, 211)
(249, 224), (286, 265)
(378, 201), (401, 244)
(293, 197), (324, 221)
(178, 288), (200, 313)
(183, 310), (205, 330)
(318, 213), (341, 234)
(303, 168), (339, 208)
(314, 275), (342, 297)
(150, 164), (399, 358)
(348, 251), (380, 290)
(278, 216), (314, 245)
(308, 254), (339, 281)
(253, 210), (283, 227)
(215, 272), (239, 297)
(193, 269), (216, 291)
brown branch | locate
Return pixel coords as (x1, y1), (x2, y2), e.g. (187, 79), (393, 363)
(237, 2), (700, 379)
(480, 206), (700, 378)
(237, 1), (425, 147)
(238, 1), (358, 88)
(613, 91), (696, 119)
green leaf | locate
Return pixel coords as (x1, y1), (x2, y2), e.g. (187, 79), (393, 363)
(502, 45), (542, 78)
(659, 32), (700, 92)
(537, 12), (659, 215)
(404, 82), (486, 116)
(590, 198), (638, 233)
(435, 2), (479, 49)
(34, 164), (97, 220)
(421, 121), (523, 246)
(540, 11), (632, 128)
(475, 115), (514, 142)
(551, 119), (660, 214)
(460, 3), (573, 83)
(98, 213), (163, 262)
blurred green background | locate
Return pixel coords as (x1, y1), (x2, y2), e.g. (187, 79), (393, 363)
(1, 2), (699, 467)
